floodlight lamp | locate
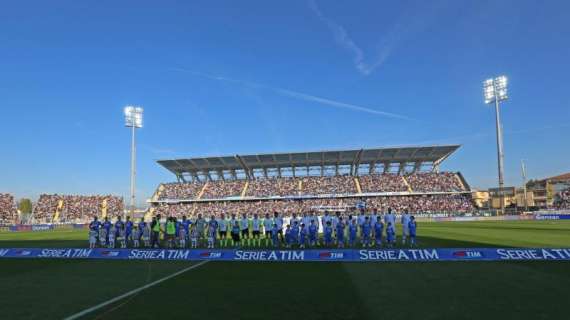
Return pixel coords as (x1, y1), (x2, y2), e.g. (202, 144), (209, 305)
(124, 105), (143, 128)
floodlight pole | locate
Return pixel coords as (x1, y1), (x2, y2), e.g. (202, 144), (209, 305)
(129, 123), (136, 219)
(493, 85), (506, 215)
(521, 159), (528, 212)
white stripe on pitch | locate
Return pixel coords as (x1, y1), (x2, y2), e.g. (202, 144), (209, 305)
(64, 260), (209, 320)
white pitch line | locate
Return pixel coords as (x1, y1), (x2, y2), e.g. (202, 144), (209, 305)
(64, 260), (209, 320)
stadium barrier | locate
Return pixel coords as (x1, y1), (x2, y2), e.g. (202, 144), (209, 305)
(5, 223), (88, 232)
(1, 248), (570, 262)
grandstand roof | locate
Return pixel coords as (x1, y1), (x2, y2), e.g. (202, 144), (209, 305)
(157, 145), (460, 182)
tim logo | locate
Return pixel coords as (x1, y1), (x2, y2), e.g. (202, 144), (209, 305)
(14, 250), (32, 256)
(199, 252), (222, 259)
(100, 251), (120, 257)
(319, 252), (344, 259)
(453, 250), (483, 259)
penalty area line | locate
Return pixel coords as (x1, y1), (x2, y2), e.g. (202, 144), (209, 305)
(63, 260), (209, 320)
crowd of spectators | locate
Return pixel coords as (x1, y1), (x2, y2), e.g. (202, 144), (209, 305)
(202, 180), (245, 199)
(406, 172), (465, 192)
(555, 188), (570, 209)
(34, 194), (63, 222)
(0, 193), (17, 224)
(159, 182), (202, 200)
(154, 172), (466, 200)
(301, 175), (356, 195)
(34, 194), (124, 222)
(246, 177), (299, 197)
(359, 174), (408, 193)
(153, 194), (474, 219)
(367, 194), (473, 213)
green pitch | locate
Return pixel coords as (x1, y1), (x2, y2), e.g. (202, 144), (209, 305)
(1, 220), (569, 319)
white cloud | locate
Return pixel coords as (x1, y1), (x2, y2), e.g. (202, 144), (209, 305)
(171, 68), (413, 120)
(308, 0), (387, 75)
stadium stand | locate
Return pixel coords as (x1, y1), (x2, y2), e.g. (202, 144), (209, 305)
(406, 172), (465, 192)
(159, 182), (203, 200)
(152, 194), (474, 218)
(555, 188), (570, 209)
(0, 193), (18, 224)
(301, 175), (356, 195)
(246, 177), (299, 197)
(151, 146), (475, 216)
(202, 180), (245, 199)
(33, 194), (124, 223)
(359, 173), (408, 193)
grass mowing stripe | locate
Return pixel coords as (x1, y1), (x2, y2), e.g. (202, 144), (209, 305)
(63, 261), (209, 320)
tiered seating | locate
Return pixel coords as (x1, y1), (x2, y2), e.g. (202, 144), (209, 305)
(0, 193), (17, 224)
(202, 180), (245, 199)
(246, 177), (299, 197)
(158, 194), (474, 218)
(34, 194), (124, 222)
(555, 189), (570, 209)
(406, 172), (465, 192)
(153, 172), (468, 200)
(301, 176), (356, 195)
(359, 174), (407, 193)
(34, 194), (63, 222)
(159, 182), (203, 200)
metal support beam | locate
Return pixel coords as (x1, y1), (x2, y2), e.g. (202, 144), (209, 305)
(383, 162), (390, 173)
(398, 162), (406, 175)
(235, 155), (251, 179)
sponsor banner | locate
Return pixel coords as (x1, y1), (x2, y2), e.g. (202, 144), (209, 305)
(9, 224), (55, 232)
(1, 248), (570, 262)
(535, 214), (570, 220)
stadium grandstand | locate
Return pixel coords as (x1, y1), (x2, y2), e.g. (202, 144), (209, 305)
(0, 193), (18, 225)
(150, 145), (474, 217)
(31, 194), (124, 223)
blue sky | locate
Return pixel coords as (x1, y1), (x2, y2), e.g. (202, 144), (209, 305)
(1, 0), (569, 203)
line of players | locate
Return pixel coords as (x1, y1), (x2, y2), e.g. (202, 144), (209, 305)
(88, 208), (417, 249)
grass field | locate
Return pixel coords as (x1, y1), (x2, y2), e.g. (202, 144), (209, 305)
(1, 220), (569, 319)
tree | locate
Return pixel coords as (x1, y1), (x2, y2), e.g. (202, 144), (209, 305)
(18, 198), (32, 214)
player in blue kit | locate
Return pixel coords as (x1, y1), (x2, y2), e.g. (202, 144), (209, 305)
(408, 216), (417, 247)
(308, 220), (318, 247)
(291, 221), (300, 246)
(284, 225), (293, 248)
(348, 219), (358, 247)
(271, 223), (279, 247)
(115, 216), (124, 240)
(299, 223), (308, 248)
(181, 216), (191, 245)
(136, 218), (146, 248)
(336, 217), (345, 248)
(386, 222), (396, 248)
(324, 221), (333, 247)
(361, 217), (372, 247)
(125, 216), (133, 247)
(178, 222), (187, 248)
(102, 217), (112, 245)
(374, 216), (384, 247)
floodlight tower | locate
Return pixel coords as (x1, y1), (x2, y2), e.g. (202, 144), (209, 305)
(124, 106), (143, 219)
(483, 76), (508, 214)
(521, 159), (528, 212)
